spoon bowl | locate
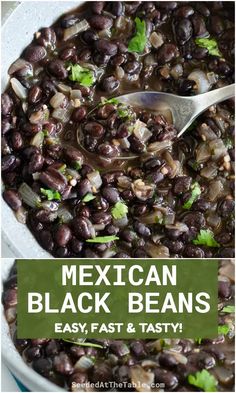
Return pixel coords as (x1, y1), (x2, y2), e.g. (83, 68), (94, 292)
(77, 83), (235, 161)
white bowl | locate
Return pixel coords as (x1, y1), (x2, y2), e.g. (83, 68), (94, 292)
(1, 258), (65, 391)
(1, 1), (83, 258)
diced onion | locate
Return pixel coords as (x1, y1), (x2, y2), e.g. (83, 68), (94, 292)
(87, 171), (102, 189)
(146, 244), (170, 258)
(50, 92), (67, 109)
(52, 106), (73, 122)
(188, 70), (211, 94)
(30, 131), (44, 147)
(8, 58), (32, 76)
(10, 78), (27, 100)
(208, 180), (224, 201)
(74, 356), (94, 371)
(113, 215), (128, 228)
(200, 163), (218, 179)
(15, 207), (27, 224)
(57, 207), (73, 223)
(133, 120), (152, 142)
(64, 19), (89, 40)
(147, 140), (172, 153)
(18, 183), (41, 208)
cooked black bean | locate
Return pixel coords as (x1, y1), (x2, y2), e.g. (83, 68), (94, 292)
(47, 59), (68, 79)
(95, 39), (118, 56)
(24, 45), (47, 62)
(89, 15), (113, 30)
(102, 186), (120, 204)
(1, 93), (13, 115)
(71, 216), (94, 240)
(3, 189), (22, 211)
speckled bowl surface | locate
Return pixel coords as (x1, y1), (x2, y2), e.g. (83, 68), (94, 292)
(1, 1), (83, 258)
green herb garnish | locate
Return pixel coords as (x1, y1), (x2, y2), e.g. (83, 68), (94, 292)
(195, 338), (202, 345)
(68, 64), (95, 87)
(183, 182), (201, 209)
(193, 229), (220, 247)
(40, 188), (61, 201)
(188, 370), (218, 392)
(43, 129), (49, 136)
(86, 235), (119, 243)
(111, 201), (128, 220)
(74, 161), (82, 170)
(83, 193), (96, 202)
(63, 339), (103, 349)
(224, 138), (233, 149)
(128, 17), (147, 53)
(99, 97), (120, 107)
(222, 305), (235, 313)
(58, 164), (67, 173)
(195, 38), (221, 57)
(218, 324), (230, 335)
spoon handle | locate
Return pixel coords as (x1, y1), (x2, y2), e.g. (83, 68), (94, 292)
(192, 84), (235, 112)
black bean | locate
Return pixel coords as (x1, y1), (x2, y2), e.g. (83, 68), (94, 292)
(24, 45), (47, 62)
(63, 146), (84, 167)
(218, 199), (234, 217)
(11, 131), (23, 151)
(183, 212), (206, 229)
(37, 27), (56, 48)
(97, 143), (118, 158)
(39, 230), (54, 251)
(218, 247), (235, 258)
(22, 122), (42, 136)
(163, 240), (184, 254)
(45, 340), (61, 357)
(173, 176), (192, 194)
(210, 15), (224, 35)
(100, 75), (120, 93)
(193, 47), (208, 59)
(128, 134), (145, 153)
(32, 358), (53, 377)
(183, 245), (205, 258)
(157, 43), (177, 64)
(90, 363), (113, 384)
(218, 280), (232, 299)
(2, 155), (16, 172)
(71, 217), (94, 240)
(154, 368), (178, 390)
(25, 346), (42, 362)
(175, 6), (194, 18)
(134, 221), (151, 237)
(175, 19), (193, 44)
(47, 60), (68, 79)
(60, 14), (79, 28)
(53, 352), (74, 375)
(84, 121), (105, 138)
(2, 288), (17, 307)
(102, 186), (120, 204)
(91, 1), (104, 14)
(89, 15), (113, 31)
(1, 93), (13, 115)
(3, 189), (22, 211)
(124, 61), (142, 75)
(130, 340), (147, 359)
(82, 29), (98, 44)
(95, 39), (118, 56)
(70, 237), (83, 254)
(13, 335), (29, 352)
(191, 14), (208, 37)
(35, 209), (57, 223)
(93, 52), (111, 66)
(71, 106), (87, 123)
(28, 85), (42, 104)
(39, 168), (67, 192)
(92, 212), (112, 225)
(28, 153), (44, 174)
(77, 179), (92, 198)
(114, 365), (130, 384)
(158, 2), (177, 10)
(159, 353), (178, 368)
(115, 252), (130, 258)
(55, 224), (72, 247)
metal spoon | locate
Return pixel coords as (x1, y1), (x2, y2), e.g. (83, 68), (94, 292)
(77, 83), (235, 160)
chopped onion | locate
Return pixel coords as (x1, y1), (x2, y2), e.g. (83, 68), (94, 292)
(164, 350), (188, 365)
(18, 183), (41, 208)
(29, 106), (49, 124)
(146, 244), (170, 258)
(70, 90), (82, 100)
(10, 78), (27, 100)
(52, 106), (73, 122)
(209, 139), (227, 161)
(102, 249), (116, 258)
(139, 211), (163, 225)
(164, 210), (175, 225)
(132, 179), (155, 201)
(165, 222), (188, 232)
(50, 92), (67, 109)
(40, 201), (59, 211)
(74, 356), (94, 371)
(5, 307), (17, 323)
(198, 123), (217, 141)
(196, 142), (211, 163)
(147, 140), (172, 153)
(93, 223), (106, 231)
(130, 365), (155, 392)
(57, 83), (72, 94)
(207, 72), (217, 84)
(200, 163), (218, 179)
(87, 171), (102, 190)
(170, 64), (183, 79)
(188, 70), (211, 94)
(208, 180), (224, 201)
(30, 131), (44, 148)
(117, 176), (132, 190)
(8, 58), (32, 76)
(57, 207), (73, 223)
(64, 19), (89, 40)
(118, 137), (130, 150)
(206, 213), (221, 229)
(133, 120), (152, 142)
(15, 206), (27, 224)
(149, 31), (164, 49)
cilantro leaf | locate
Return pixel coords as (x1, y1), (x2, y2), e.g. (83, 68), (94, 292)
(222, 305), (235, 313)
(112, 201), (128, 219)
(74, 161), (82, 170)
(63, 339), (103, 349)
(128, 17), (147, 53)
(83, 193), (96, 203)
(99, 97), (119, 107)
(40, 188), (61, 201)
(188, 370), (218, 392)
(195, 338), (202, 345)
(68, 64), (95, 87)
(183, 182), (201, 209)
(195, 38), (222, 57)
(218, 324), (230, 335)
(86, 235), (119, 243)
(193, 229), (220, 247)
(224, 138), (233, 149)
